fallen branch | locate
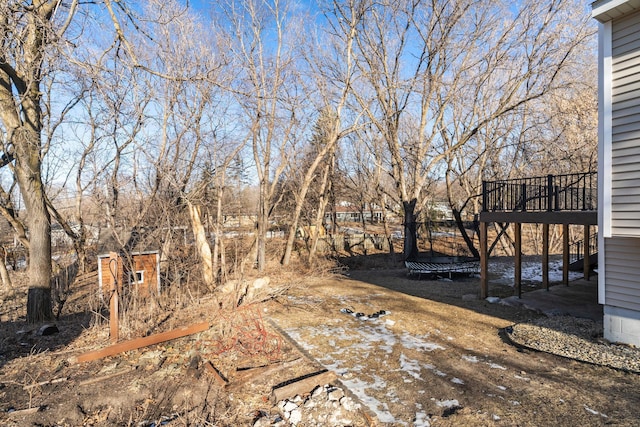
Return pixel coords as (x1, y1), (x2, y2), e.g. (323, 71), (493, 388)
(69, 321), (210, 364)
(23, 377), (67, 390)
(7, 406), (43, 417)
(204, 360), (228, 386)
(78, 366), (136, 386)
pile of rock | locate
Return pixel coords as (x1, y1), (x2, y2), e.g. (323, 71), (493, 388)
(254, 384), (365, 427)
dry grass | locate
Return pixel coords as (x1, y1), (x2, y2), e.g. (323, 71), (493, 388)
(0, 259), (319, 425)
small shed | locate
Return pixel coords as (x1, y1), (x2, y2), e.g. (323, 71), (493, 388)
(97, 250), (161, 298)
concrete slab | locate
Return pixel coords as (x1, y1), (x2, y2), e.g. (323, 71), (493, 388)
(500, 279), (602, 321)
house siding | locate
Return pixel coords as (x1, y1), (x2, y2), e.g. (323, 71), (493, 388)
(596, 0), (640, 346)
(604, 237), (640, 310)
(612, 11), (640, 237)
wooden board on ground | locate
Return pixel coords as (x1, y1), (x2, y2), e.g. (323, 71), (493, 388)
(69, 321), (210, 364)
(270, 370), (337, 403)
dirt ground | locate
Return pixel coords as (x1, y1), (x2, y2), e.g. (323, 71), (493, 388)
(1, 260), (639, 426)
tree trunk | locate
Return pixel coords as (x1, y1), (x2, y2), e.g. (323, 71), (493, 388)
(308, 159), (334, 263)
(282, 157), (330, 265)
(380, 195), (394, 256)
(282, 201), (305, 266)
(256, 181), (267, 272)
(403, 199), (419, 261)
(27, 287), (53, 322)
(13, 126), (53, 323)
(23, 194), (53, 322)
(452, 209), (480, 258)
(187, 201), (215, 290)
(0, 246), (12, 291)
(212, 189), (223, 280)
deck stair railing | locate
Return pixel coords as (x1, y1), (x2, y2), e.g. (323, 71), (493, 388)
(482, 172), (597, 212)
(569, 232), (598, 266)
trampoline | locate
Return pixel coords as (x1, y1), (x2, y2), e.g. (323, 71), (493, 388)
(405, 256), (480, 278)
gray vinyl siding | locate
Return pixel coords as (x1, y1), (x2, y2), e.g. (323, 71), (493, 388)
(604, 237), (640, 310)
(612, 11), (640, 236)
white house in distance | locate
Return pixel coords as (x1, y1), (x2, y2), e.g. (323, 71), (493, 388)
(593, 0), (640, 346)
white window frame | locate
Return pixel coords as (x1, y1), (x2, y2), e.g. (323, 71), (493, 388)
(129, 270), (144, 285)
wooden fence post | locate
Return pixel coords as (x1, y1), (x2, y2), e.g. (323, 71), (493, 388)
(109, 252), (119, 343)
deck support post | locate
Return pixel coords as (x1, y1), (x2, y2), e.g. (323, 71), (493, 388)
(480, 222), (488, 299)
(543, 223), (550, 290)
(584, 225), (591, 280)
(515, 223), (522, 298)
(562, 224), (569, 285)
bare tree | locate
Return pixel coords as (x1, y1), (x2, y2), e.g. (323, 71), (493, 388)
(280, 0), (365, 265)
(0, 0), (227, 320)
(224, 0), (308, 271)
(0, 1), (81, 321)
(340, 0), (595, 260)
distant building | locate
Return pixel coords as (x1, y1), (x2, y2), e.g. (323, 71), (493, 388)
(51, 223), (100, 249)
(326, 203), (390, 223)
(426, 201), (454, 221)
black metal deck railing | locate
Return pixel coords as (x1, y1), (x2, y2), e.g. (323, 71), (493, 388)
(569, 232), (598, 266)
(482, 172), (597, 212)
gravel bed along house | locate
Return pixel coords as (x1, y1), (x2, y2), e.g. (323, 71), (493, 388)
(506, 315), (640, 373)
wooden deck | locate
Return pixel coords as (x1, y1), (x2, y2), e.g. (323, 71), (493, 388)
(479, 172), (597, 299)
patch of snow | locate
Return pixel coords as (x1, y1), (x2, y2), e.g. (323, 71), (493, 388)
(414, 411), (431, 427)
(371, 374), (387, 390)
(493, 258), (583, 286)
(487, 362), (507, 370)
(354, 323), (398, 353)
(339, 377), (399, 423)
(321, 360), (348, 376)
(400, 332), (445, 352)
(420, 363), (446, 377)
(462, 355), (479, 363)
(584, 405), (608, 418)
(400, 354), (423, 380)
(282, 317), (456, 424)
(435, 399), (459, 408)
(388, 391), (402, 404)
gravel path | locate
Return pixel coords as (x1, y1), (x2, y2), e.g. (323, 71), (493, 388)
(506, 316), (640, 373)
